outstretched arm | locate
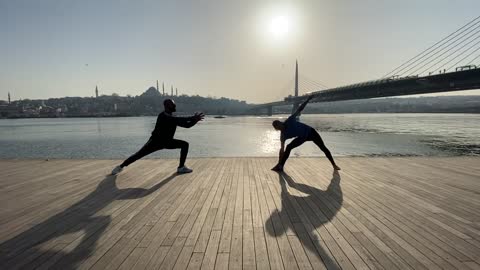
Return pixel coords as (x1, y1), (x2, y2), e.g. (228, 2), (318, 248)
(278, 139), (285, 162)
(292, 95), (313, 117)
(272, 137), (285, 171)
(177, 112), (205, 128)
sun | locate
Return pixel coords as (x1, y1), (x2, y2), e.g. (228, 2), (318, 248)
(269, 15), (290, 39)
(256, 4), (299, 45)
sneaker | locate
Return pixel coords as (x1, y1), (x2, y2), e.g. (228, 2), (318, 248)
(177, 166), (193, 174)
(333, 164), (341, 171)
(111, 165), (123, 175)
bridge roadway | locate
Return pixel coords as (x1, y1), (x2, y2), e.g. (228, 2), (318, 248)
(254, 68), (480, 110)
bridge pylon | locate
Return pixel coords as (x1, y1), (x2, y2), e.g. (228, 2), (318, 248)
(292, 60), (300, 115)
(267, 106), (273, 116)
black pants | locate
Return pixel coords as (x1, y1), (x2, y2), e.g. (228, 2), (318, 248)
(279, 128), (336, 166)
(120, 138), (189, 168)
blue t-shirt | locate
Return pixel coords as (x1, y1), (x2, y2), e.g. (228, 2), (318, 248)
(281, 115), (312, 141)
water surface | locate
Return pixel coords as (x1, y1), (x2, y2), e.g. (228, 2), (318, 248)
(0, 114), (478, 159)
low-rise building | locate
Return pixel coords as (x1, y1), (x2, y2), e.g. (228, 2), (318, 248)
(0, 105), (22, 117)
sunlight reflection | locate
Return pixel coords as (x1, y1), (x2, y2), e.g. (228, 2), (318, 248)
(260, 129), (280, 154)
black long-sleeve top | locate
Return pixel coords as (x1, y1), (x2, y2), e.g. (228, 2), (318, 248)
(151, 111), (197, 140)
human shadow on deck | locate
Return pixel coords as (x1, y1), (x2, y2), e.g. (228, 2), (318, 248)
(266, 171), (342, 270)
(0, 172), (177, 270)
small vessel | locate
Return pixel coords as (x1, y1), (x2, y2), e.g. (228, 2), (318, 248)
(214, 115), (226, 119)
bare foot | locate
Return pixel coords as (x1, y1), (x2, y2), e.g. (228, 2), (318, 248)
(271, 164), (284, 172)
(333, 164), (341, 171)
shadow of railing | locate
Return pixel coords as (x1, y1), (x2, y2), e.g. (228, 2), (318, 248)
(0, 172), (177, 269)
(266, 171), (342, 270)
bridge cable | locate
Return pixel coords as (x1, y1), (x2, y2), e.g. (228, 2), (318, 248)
(300, 80), (327, 91)
(382, 16), (480, 78)
(298, 79), (329, 93)
(298, 82), (318, 94)
(279, 79), (295, 98)
(399, 25), (480, 76)
(411, 31), (480, 75)
(467, 53), (480, 65)
(303, 80), (328, 90)
(299, 79), (329, 92)
(428, 37), (480, 73)
(445, 44), (480, 71)
(398, 23), (480, 76)
(302, 78), (329, 89)
(298, 80), (325, 92)
(297, 81), (315, 94)
(299, 75), (329, 89)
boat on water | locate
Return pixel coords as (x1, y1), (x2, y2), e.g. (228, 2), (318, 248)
(214, 115), (226, 119)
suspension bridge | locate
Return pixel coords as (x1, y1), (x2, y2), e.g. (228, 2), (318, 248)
(253, 16), (480, 115)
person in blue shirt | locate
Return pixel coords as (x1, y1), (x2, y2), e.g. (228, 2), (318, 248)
(271, 96), (340, 172)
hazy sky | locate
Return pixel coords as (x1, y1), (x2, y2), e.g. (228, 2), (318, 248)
(1, 0), (479, 103)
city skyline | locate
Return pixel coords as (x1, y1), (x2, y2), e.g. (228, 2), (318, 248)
(1, 0), (480, 103)
(2, 83), (185, 101)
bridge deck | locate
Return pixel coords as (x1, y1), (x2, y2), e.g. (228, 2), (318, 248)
(253, 68), (480, 110)
(0, 157), (479, 269)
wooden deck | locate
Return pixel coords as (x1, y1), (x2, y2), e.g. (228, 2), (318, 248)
(0, 157), (479, 270)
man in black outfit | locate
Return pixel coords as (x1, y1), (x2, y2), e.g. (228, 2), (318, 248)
(111, 99), (204, 175)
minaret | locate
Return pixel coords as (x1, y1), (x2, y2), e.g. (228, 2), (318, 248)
(176, 88), (178, 96)
(162, 82), (165, 96)
(95, 85), (99, 98)
(8, 92), (11, 104)
(295, 60), (298, 97)
(157, 80), (159, 92)
(171, 85), (173, 96)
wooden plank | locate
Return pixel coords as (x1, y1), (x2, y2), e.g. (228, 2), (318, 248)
(1, 160), (145, 268)
(228, 160), (244, 270)
(0, 157), (479, 270)
(177, 160), (224, 242)
(173, 246), (194, 270)
(118, 247), (145, 270)
(259, 159), (299, 270)
(186, 160), (227, 248)
(218, 159), (240, 253)
(253, 227), (271, 270)
(290, 160), (396, 270)
(337, 158), (480, 264)
(243, 159), (256, 270)
(339, 173), (469, 269)
(186, 252), (204, 270)
(251, 158), (284, 270)
(214, 253), (229, 270)
(145, 246), (170, 269)
(306, 158), (470, 267)
(159, 236), (187, 269)
(200, 230), (221, 270)
(126, 221), (176, 269)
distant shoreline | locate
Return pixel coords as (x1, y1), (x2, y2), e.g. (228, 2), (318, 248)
(1, 111), (479, 120)
(2, 95), (479, 118)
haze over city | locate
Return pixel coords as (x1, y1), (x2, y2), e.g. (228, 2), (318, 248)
(1, 0), (480, 103)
